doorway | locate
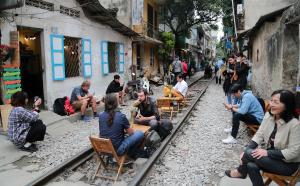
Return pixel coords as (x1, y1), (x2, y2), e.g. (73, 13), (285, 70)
(18, 26), (44, 107)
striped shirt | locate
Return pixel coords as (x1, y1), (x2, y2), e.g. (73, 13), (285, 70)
(8, 107), (38, 147)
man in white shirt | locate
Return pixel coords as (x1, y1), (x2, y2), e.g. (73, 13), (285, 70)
(172, 74), (188, 99)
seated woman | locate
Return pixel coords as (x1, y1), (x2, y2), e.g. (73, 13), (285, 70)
(225, 89), (300, 186)
(8, 92), (46, 152)
(99, 93), (146, 158)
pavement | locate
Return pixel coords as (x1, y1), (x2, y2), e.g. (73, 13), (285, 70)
(0, 71), (204, 186)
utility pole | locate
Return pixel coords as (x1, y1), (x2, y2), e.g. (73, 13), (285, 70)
(231, 0), (239, 52)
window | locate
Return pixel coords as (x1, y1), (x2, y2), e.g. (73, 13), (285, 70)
(147, 4), (154, 37)
(64, 36), (81, 78)
(108, 42), (118, 73)
(60, 5), (80, 18)
(25, 0), (54, 11)
(150, 48), (154, 66)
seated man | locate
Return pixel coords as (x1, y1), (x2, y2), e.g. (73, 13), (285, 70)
(106, 74), (126, 105)
(134, 89), (160, 130)
(172, 74), (188, 99)
(70, 80), (97, 121)
(99, 93), (146, 158)
(222, 84), (264, 144)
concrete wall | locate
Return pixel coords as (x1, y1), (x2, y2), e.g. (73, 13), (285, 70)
(98, 0), (131, 27)
(244, 0), (295, 30)
(250, 9), (299, 99)
(250, 16), (282, 98)
(0, 0), (132, 109)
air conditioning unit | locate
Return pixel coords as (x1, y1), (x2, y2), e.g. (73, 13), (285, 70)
(0, 0), (24, 11)
(237, 4), (243, 15)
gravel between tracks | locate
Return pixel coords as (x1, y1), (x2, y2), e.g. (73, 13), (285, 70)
(144, 83), (251, 186)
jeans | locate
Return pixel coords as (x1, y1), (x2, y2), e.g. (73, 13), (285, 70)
(231, 113), (260, 138)
(238, 149), (299, 186)
(116, 131), (144, 156)
(134, 118), (158, 130)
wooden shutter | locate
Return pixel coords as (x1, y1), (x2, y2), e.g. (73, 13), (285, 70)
(101, 41), (109, 75)
(50, 34), (65, 80)
(82, 39), (92, 78)
(118, 43), (124, 73)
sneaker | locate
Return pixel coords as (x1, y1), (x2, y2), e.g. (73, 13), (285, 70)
(222, 135), (237, 144)
(81, 116), (91, 122)
(20, 144), (38, 152)
(224, 127), (232, 133)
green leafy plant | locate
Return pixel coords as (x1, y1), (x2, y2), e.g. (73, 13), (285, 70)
(158, 32), (175, 74)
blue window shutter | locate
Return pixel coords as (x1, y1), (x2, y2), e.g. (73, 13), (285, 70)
(118, 43), (125, 73)
(101, 41), (109, 75)
(50, 34), (65, 80)
(82, 39), (92, 78)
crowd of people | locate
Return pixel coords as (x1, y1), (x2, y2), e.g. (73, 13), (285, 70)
(216, 53), (300, 186)
(5, 53), (300, 186)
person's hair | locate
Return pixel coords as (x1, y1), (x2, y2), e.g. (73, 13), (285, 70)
(114, 74), (120, 80)
(81, 80), (90, 87)
(11, 91), (28, 107)
(104, 93), (119, 127)
(270, 89), (298, 122)
(222, 58), (226, 61)
(138, 88), (148, 96)
(177, 74), (183, 79)
(230, 84), (244, 93)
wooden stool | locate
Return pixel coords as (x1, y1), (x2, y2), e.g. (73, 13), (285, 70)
(263, 168), (300, 186)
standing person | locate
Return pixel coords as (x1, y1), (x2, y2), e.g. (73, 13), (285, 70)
(181, 60), (188, 80)
(222, 84), (264, 144)
(133, 89), (160, 130)
(172, 55), (182, 85)
(106, 74), (126, 106)
(99, 93), (146, 158)
(236, 56), (250, 90)
(225, 90), (300, 186)
(8, 91), (46, 152)
(215, 58), (225, 85)
(70, 80), (98, 122)
(223, 56), (236, 105)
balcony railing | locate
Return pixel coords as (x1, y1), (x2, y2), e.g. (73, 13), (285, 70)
(138, 21), (160, 40)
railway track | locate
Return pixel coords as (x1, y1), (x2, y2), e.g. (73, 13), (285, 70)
(26, 76), (212, 186)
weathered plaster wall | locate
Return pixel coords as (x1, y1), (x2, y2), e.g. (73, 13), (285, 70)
(251, 4), (300, 99)
(0, 0), (132, 109)
(251, 17), (282, 98)
(98, 0), (131, 27)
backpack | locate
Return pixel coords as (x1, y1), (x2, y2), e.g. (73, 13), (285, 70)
(53, 97), (67, 116)
(156, 119), (173, 141)
(256, 97), (265, 112)
(64, 97), (75, 115)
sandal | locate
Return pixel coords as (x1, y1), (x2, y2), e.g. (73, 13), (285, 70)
(225, 169), (247, 179)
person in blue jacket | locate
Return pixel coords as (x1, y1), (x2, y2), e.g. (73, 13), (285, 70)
(222, 84), (264, 144)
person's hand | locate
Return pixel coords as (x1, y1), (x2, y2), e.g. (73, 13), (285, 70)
(251, 149), (268, 159)
(223, 103), (232, 110)
(239, 152), (244, 164)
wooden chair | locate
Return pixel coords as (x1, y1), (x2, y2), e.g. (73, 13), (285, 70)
(89, 136), (126, 183)
(156, 98), (175, 120)
(263, 168), (300, 186)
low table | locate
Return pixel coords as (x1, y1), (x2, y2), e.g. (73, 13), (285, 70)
(131, 124), (151, 134)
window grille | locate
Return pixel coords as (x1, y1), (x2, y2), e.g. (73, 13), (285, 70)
(64, 37), (81, 78)
(60, 5), (80, 18)
(25, 0), (54, 11)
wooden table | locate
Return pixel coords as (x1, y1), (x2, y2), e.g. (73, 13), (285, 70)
(131, 124), (151, 134)
(157, 97), (182, 101)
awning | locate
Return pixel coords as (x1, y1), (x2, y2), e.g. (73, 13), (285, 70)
(76, 0), (138, 37)
(133, 35), (163, 44)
